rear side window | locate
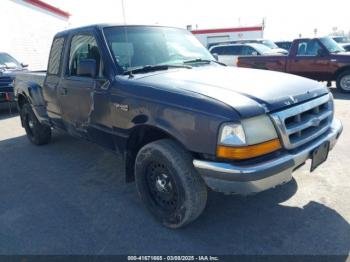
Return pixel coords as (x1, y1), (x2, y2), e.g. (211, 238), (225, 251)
(242, 46), (258, 55)
(48, 37), (64, 75)
(211, 46), (241, 55)
(297, 40), (322, 56)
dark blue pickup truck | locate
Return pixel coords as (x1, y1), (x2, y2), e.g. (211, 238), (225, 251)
(14, 24), (343, 228)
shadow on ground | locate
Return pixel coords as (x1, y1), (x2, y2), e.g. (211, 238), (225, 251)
(0, 132), (349, 257)
(331, 88), (350, 100)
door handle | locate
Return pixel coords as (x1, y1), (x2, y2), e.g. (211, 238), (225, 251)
(60, 87), (68, 96)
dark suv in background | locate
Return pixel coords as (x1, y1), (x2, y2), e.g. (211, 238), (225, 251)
(0, 52), (27, 105)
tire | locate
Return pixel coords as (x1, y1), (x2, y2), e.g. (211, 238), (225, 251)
(21, 103), (51, 145)
(336, 70), (350, 93)
(135, 139), (208, 228)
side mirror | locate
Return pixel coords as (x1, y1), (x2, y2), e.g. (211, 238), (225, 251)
(212, 53), (219, 61)
(252, 51), (258, 56)
(21, 63), (28, 68)
(77, 59), (96, 78)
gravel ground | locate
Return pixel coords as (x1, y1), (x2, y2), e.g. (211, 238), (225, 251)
(0, 88), (349, 256)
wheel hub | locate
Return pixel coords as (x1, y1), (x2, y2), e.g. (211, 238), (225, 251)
(146, 162), (178, 210)
(340, 75), (350, 91)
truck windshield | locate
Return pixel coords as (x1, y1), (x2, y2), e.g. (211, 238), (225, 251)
(319, 37), (345, 53)
(103, 26), (214, 73)
(0, 53), (21, 68)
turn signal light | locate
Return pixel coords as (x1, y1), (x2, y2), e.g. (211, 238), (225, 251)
(217, 139), (282, 160)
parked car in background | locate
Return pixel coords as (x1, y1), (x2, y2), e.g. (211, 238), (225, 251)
(275, 41), (292, 51)
(331, 36), (350, 44)
(208, 39), (288, 54)
(209, 43), (284, 66)
(341, 43), (350, 52)
(237, 37), (350, 92)
(0, 52), (27, 104)
(14, 24), (342, 228)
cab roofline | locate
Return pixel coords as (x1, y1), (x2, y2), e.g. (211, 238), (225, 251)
(54, 24), (186, 38)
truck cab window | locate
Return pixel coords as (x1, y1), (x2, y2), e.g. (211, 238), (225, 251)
(297, 40), (322, 56)
(48, 38), (64, 75)
(68, 34), (103, 77)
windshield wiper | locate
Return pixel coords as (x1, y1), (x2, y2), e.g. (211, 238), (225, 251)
(183, 58), (226, 66)
(123, 64), (192, 76)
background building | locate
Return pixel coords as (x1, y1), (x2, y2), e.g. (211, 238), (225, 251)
(0, 0), (70, 70)
(191, 26), (264, 48)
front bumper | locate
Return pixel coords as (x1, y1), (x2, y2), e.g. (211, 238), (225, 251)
(193, 118), (343, 195)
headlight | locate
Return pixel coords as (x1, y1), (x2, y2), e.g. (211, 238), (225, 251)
(217, 115), (281, 160)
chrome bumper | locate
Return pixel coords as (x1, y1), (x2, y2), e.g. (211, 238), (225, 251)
(193, 118), (343, 195)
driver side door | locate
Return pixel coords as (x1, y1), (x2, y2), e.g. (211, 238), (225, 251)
(288, 39), (332, 81)
(58, 32), (102, 133)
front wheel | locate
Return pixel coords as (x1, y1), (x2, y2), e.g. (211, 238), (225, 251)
(21, 103), (51, 145)
(336, 70), (350, 93)
(135, 139), (208, 228)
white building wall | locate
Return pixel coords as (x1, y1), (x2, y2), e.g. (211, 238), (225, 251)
(0, 0), (69, 70)
(193, 30), (264, 48)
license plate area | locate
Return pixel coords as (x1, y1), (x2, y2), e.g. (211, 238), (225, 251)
(310, 141), (330, 172)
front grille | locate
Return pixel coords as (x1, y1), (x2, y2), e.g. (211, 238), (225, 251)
(270, 94), (333, 149)
(0, 76), (14, 93)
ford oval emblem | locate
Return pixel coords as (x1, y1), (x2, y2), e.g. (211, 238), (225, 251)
(311, 117), (321, 127)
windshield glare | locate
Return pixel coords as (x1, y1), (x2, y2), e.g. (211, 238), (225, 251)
(104, 26), (214, 72)
(251, 44), (273, 54)
(320, 37), (345, 53)
(0, 53), (21, 68)
(261, 40), (279, 49)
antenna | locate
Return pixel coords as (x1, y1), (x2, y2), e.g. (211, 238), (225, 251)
(121, 0), (133, 77)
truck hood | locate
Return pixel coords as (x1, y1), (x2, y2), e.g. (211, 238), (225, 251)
(133, 66), (328, 117)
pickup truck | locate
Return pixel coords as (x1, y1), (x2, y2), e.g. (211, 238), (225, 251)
(14, 24), (343, 228)
(237, 37), (350, 93)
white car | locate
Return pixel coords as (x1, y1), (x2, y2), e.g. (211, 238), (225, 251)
(209, 43), (285, 66)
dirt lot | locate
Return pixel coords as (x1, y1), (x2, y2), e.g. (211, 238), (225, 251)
(0, 88), (349, 256)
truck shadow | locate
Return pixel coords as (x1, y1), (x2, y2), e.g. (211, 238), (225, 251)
(0, 133), (349, 256)
(186, 181), (350, 256)
(331, 88), (350, 100)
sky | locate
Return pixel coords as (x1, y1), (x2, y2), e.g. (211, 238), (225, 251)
(46, 0), (350, 40)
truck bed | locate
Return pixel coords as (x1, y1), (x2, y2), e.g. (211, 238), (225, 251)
(237, 55), (288, 72)
(16, 71), (47, 87)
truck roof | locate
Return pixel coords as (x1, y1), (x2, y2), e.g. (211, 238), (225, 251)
(54, 23), (185, 37)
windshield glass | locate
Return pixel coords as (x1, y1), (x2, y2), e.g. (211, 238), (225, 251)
(319, 37), (345, 53)
(103, 26), (214, 72)
(261, 40), (279, 49)
(0, 53), (21, 68)
(251, 43), (273, 54)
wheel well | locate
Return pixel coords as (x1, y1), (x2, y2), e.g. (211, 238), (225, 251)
(17, 94), (28, 109)
(335, 66), (350, 80)
(125, 126), (184, 183)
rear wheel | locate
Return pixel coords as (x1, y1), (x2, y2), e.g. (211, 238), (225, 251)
(21, 103), (51, 145)
(135, 139), (207, 228)
(336, 70), (350, 93)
